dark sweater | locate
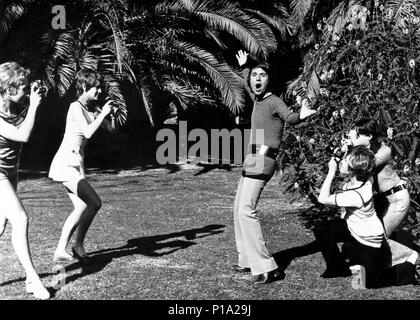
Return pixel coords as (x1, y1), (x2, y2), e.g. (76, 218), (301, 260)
(242, 68), (301, 150)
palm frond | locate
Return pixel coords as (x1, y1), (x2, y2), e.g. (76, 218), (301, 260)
(41, 31), (78, 95)
(162, 77), (215, 110)
(151, 0), (278, 58)
(203, 28), (228, 50)
(79, 52), (100, 70)
(134, 32), (243, 112)
(174, 40), (245, 113)
(244, 5), (295, 39)
(0, 0), (33, 40)
(154, 0), (194, 19)
(92, 0), (129, 74)
(291, 0), (314, 27)
(102, 73), (128, 126)
(160, 59), (213, 85)
(139, 85), (155, 127)
(54, 62), (76, 97)
(193, 0), (277, 59)
(180, 0), (194, 11)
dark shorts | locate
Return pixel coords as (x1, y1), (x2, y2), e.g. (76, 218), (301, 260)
(0, 168), (18, 190)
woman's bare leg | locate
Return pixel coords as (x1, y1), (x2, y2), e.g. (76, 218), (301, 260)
(54, 181), (87, 258)
(0, 179), (49, 299)
(60, 179), (101, 257)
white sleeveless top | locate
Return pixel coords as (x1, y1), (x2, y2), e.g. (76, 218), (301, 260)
(336, 179), (384, 248)
(48, 102), (95, 182)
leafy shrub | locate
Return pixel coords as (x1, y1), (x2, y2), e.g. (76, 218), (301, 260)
(280, 2), (420, 235)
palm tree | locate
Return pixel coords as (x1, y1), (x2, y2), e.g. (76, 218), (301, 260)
(39, 0), (131, 126)
(125, 0), (284, 122)
(0, 0), (34, 43)
(0, 0), (130, 126)
(1, 0), (296, 126)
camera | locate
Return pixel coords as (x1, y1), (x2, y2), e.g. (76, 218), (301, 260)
(31, 80), (47, 96)
(105, 98), (119, 116)
(330, 134), (353, 164)
(95, 100), (119, 118)
(333, 147), (346, 159)
(110, 106), (119, 116)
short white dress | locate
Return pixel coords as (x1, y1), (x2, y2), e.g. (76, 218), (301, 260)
(48, 102), (95, 182)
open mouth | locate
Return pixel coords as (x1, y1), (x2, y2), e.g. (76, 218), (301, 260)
(255, 83), (262, 89)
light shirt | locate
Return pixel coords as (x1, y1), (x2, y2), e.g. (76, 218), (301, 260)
(375, 146), (401, 193)
(336, 179), (384, 248)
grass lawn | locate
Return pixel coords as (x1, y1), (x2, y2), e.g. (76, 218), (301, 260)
(0, 164), (418, 300)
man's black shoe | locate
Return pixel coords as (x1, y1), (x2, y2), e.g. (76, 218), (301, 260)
(253, 269), (284, 284)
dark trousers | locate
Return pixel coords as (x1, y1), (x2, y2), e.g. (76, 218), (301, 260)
(313, 219), (415, 288)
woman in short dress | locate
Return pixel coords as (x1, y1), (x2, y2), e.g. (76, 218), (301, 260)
(0, 62), (50, 299)
(49, 68), (114, 264)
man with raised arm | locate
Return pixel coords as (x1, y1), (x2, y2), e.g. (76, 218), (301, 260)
(232, 50), (317, 284)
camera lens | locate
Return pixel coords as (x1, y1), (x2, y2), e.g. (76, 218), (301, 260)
(333, 149), (344, 159)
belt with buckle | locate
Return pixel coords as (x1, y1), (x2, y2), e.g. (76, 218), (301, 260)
(382, 184), (407, 197)
(249, 144), (279, 160)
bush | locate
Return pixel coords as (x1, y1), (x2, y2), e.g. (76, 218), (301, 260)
(280, 3), (420, 235)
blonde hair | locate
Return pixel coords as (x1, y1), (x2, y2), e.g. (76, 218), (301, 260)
(346, 145), (375, 182)
(0, 62), (30, 96)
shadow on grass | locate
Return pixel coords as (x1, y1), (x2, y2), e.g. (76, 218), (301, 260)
(0, 224), (225, 297)
(273, 241), (320, 274)
(90, 223), (225, 258)
(17, 163), (182, 181)
(193, 163), (234, 176)
(271, 204), (334, 274)
(18, 162), (241, 183)
(47, 224), (225, 297)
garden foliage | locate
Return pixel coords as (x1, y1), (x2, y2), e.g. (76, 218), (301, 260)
(281, 1), (420, 233)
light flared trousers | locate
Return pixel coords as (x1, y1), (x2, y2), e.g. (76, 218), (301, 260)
(233, 176), (278, 276)
(381, 187), (417, 267)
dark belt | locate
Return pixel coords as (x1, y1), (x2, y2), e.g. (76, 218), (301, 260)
(382, 184), (407, 197)
(249, 144), (279, 160)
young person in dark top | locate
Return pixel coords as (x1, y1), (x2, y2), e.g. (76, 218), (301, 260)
(232, 50), (316, 284)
